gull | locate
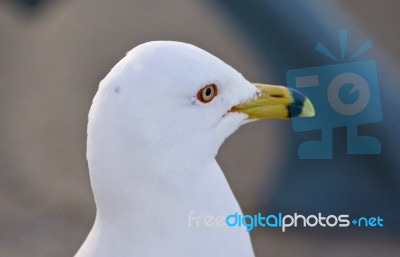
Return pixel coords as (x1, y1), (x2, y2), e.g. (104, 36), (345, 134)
(75, 41), (314, 257)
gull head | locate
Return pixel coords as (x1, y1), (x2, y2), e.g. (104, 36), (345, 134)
(88, 41), (314, 163)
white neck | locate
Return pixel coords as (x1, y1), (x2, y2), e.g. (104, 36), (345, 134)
(75, 127), (254, 257)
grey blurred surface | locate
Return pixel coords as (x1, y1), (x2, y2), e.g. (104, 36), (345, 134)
(0, 0), (399, 257)
(213, 0), (400, 232)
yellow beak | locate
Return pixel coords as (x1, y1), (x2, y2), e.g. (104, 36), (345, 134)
(230, 83), (315, 119)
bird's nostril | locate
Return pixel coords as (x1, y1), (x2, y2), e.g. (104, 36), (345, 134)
(270, 94), (284, 98)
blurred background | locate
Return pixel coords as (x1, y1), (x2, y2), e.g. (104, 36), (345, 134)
(0, 0), (399, 256)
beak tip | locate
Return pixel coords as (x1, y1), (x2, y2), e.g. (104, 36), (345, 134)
(298, 98), (315, 117)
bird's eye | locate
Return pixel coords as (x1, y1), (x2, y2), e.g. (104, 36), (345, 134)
(197, 83), (218, 103)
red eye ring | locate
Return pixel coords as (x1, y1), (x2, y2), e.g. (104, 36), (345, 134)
(197, 83), (218, 103)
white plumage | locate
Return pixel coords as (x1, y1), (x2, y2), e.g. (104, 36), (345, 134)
(75, 41), (314, 257)
(76, 41), (257, 257)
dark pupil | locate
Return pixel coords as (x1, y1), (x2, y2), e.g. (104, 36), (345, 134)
(205, 87), (212, 96)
